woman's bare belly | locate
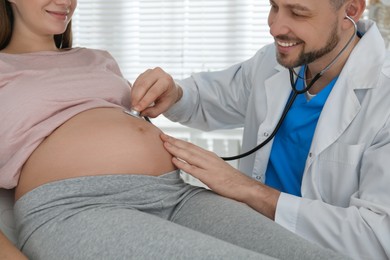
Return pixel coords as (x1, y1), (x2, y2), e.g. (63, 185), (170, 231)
(15, 107), (176, 200)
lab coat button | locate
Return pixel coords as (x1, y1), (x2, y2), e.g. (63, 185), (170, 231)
(263, 132), (269, 137)
(255, 176), (262, 180)
(309, 152), (313, 158)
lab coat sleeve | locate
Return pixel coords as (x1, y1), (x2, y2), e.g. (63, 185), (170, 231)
(275, 121), (390, 260)
(164, 47), (270, 131)
(164, 66), (249, 131)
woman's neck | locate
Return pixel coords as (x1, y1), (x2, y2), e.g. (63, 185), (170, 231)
(1, 37), (59, 54)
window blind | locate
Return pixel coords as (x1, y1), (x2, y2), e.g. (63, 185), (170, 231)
(72, 0), (273, 82)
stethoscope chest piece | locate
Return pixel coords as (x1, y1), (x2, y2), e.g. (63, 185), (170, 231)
(124, 109), (152, 123)
(124, 109), (142, 119)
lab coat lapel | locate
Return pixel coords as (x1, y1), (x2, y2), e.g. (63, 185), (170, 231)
(310, 78), (361, 158)
(264, 65), (292, 128)
(309, 20), (384, 159)
(251, 65), (291, 178)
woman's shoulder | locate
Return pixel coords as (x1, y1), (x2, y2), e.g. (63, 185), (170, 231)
(77, 47), (114, 58)
(75, 47), (119, 66)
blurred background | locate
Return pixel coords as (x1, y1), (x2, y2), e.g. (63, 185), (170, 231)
(71, 1), (389, 178)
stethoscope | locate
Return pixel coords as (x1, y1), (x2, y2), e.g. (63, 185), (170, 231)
(125, 15), (358, 161)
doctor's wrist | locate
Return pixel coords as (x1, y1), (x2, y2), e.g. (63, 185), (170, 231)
(174, 82), (183, 104)
(246, 183), (280, 220)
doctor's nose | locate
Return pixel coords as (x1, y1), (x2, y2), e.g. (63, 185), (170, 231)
(268, 13), (291, 38)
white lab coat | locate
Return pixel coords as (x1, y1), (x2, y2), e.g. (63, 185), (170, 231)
(165, 20), (390, 260)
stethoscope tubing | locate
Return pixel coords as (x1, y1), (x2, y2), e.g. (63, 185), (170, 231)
(221, 16), (357, 161)
(129, 16), (358, 162)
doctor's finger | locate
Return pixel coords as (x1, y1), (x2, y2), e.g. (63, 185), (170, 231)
(161, 134), (218, 167)
(161, 134), (214, 150)
(132, 68), (173, 111)
(132, 81), (169, 115)
(138, 77), (177, 117)
(131, 69), (156, 108)
(168, 146), (213, 177)
(141, 97), (173, 118)
(171, 157), (210, 180)
(161, 134), (215, 156)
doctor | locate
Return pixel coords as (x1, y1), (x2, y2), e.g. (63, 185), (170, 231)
(131, 0), (390, 259)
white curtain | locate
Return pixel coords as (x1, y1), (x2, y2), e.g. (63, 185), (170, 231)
(72, 0), (273, 82)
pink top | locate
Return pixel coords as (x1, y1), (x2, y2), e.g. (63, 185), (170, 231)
(0, 48), (131, 189)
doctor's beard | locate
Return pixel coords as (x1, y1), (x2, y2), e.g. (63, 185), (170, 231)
(276, 19), (340, 69)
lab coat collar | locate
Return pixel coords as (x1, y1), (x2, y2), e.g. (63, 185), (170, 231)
(309, 20), (386, 160)
(341, 20), (386, 91)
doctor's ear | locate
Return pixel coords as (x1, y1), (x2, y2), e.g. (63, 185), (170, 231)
(344, 0), (366, 20)
(342, 0), (365, 28)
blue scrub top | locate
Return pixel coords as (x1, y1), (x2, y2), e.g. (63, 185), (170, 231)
(265, 66), (338, 196)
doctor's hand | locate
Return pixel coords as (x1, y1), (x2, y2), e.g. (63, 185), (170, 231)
(131, 67), (183, 118)
(161, 133), (281, 220)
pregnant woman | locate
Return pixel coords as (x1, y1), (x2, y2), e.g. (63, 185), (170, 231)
(0, 0), (347, 259)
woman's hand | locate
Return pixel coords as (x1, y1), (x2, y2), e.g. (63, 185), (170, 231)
(131, 67), (182, 118)
(161, 133), (280, 219)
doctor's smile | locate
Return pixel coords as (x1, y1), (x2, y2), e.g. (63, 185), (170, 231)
(276, 40), (301, 48)
(275, 39), (302, 55)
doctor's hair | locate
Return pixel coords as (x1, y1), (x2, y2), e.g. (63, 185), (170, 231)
(0, 0), (73, 51)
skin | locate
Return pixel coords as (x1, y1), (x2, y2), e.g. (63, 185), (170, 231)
(267, 0), (361, 94)
(2, 0), (176, 199)
(1, 0), (176, 257)
(270, 0), (341, 69)
(0, 0), (70, 257)
(161, 133), (280, 219)
(0, 231), (27, 260)
(1, 1), (76, 257)
(130, 0), (366, 220)
(131, 0), (363, 115)
(4, 0), (75, 53)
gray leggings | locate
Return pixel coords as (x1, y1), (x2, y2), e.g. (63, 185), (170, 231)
(14, 170), (347, 260)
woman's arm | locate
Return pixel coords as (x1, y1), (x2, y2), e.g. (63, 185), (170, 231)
(0, 230), (28, 260)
